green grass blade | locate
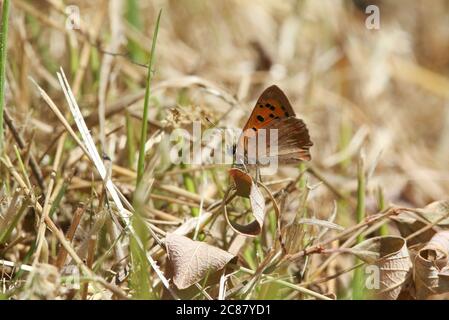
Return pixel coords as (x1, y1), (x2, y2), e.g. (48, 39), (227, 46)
(131, 9), (162, 299)
(352, 153), (366, 300)
(0, 0), (11, 152)
(181, 163), (199, 216)
(136, 9), (162, 186)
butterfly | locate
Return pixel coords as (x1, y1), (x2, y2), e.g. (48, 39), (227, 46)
(230, 85), (313, 197)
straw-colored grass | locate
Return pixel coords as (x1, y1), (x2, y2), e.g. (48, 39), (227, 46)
(1, 0), (449, 300)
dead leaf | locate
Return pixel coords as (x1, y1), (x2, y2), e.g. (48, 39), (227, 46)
(438, 266), (449, 293)
(225, 180), (265, 237)
(412, 200), (449, 226)
(165, 233), (235, 289)
(391, 211), (436, 246)
(351, 236), (412, 300)
(414, 231), (449, 299)
(229, 168), (252, 198)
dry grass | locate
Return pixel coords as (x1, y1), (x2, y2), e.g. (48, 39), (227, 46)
(1, 0), (449, 300)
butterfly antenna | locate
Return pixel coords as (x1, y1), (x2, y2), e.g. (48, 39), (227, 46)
(204, 116), (219, 129)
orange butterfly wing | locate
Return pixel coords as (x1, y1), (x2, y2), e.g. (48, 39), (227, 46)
(236, 85), (312, 164)
(242, 85), (296, 132)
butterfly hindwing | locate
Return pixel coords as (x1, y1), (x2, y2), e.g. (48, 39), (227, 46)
(265, 117), (313, 162)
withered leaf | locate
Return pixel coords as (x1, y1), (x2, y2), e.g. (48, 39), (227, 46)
(165, 233), (235, 290)
(391, 212), (436, 246)
(438, 266), (449, 293)
(225, 180), (265, 237)
(414, 231), (449, 299)
(413, 200), (449, 227)
(392, 200), (449, 246)
(351, 236), (412, 300)
(229, 168), (253, 198)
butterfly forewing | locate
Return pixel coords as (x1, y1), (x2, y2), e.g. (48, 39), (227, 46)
(242, 85), (296, 132)
(236, 85), (313, 166)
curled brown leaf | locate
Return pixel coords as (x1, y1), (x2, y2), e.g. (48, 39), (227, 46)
(351, 236), (412, 300)
(225, 177), (265, 237)
(165, 233), (235, 290)
(414, 231), (449, 299)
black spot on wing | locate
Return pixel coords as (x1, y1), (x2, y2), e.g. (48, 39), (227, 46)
(265, 103), (276, 111)
(257, 115), (265, 122)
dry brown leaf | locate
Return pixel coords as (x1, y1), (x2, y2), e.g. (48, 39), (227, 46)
(413, 200), (449, 226)
(391, 212), (436, 246)
(351, 236), (412, 300)
(438, 266), (449, 293)
(225, 180), (265, 237)
(414, 231), (449, 299)
(392, 200), (449, 246)
(165, 233), (235, 290)
(229, 168), (253, 198)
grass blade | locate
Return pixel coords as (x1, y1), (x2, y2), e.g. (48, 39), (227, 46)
(352, 152), (366, 299)
(136, 9), (162, 185)
(0, 0), (10, 152)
